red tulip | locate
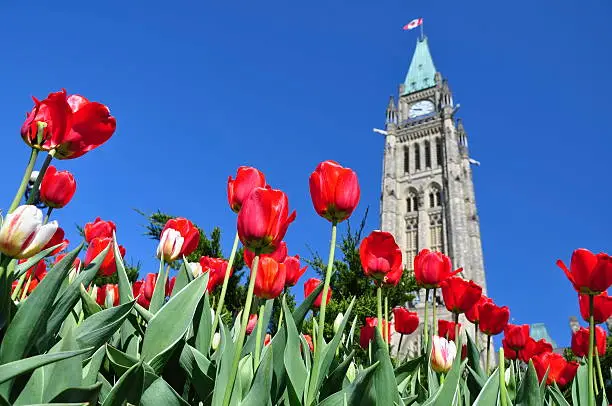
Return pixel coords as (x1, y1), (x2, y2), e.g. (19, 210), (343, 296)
(465, 295), (492, 325)
(571, 326), (607, 357)
(96, 284), (119, 307)
(21, 90), (117, 160)
(303, 334), (314, 352)
(503, 324), (530, 353)
(42, 227), (68, 256)
(132, 280), (145, 306)
(520, 337), (553, 363)
(478, 302), (510, 336)
(309, 160), (360, 223)
(359, 317), (391, 348)
(166, 276), (176, 296)
(84, 217), (116, 243)
(304, 278), (331, 308)
(382, 264), (403, 287)
(157, 218), (200, 262)
(532, 352), (579, 387)
(84, 237), (125, 276)
(502, 339), (518, 360)
(39, 166), (77, 208)
(227, 166), (267, 213)
(199, 256), (230, 292)
(283, 254), (307, 287)
(254, 257), (286, 299)
(133, 273), (165, 309)
(359, 231), (403, 283)
(237, 187), (296, 254)
(438, 319), (461, 342)
(440, 277), (482, 314)
(19, 259), (47, 281)
(246, 314), (258, 335)
(413, 249), (462, 289)
(579, 292), (612, 324)
(393, 307), (419, 335)
(264, 334), (271, 346)
(243, 241), (287, 269)
(556, 248), (612, 294)
(54, 253), (81, 270)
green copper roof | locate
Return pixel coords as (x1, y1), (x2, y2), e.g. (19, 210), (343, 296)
(403, 37), (437, 95)
(530, 323), (558, 349)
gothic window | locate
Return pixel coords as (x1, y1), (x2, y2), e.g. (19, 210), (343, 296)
(425, 141), (431, 168)
(429, 213), (444, 252)
(403, 146), (410, 173)
(406, 217), (418, 272)
(436, 138), (443, 166)
(429, 193), (435, 208)
(407, 191), (418, 212)
(414, 144), (421, 171)
(436, 190), (442, 206)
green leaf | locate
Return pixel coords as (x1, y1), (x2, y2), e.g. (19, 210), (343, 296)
(113, 235), (139, 356)
(318, 361), (380, 406)
(106, 344), (139, 377)
(365, 326), (400, 406)
(79, 284), (102, 318)
(74, 300), (135, 357)
(82, 346), (106, 386)
(472, 367), (500, 405)
(134, 302), (154, 322)
(13, 366), (44, 405)
(516, 360), (542, 406)
(571, 362), (588, 406)
(141, 377), (189, 405)
(178, 345), (216, 402)
(43, 327), (83, 402)
(466, 333), (486, 380)
(141, 275), (207, 373)
(0, 243), (83, 397)
(241, 345), (274, 406)
(283, 298), (308, 404)
(101, 361), (145, 406)
(394, 355), (424, 384)
(294, 282), (324, 330)
(171, 259), (194, 299)
(422, 358), (467, 406)
(548, 384), (571, 406)
(149, 261), (168, 314)
(211, 319), (235, 406)
(194, 291), (212, 354)
(506, 359), (517, 402)
(0, 348), (90, 385)
(49, 382), (102, 404)
(13, 243), (64, 278)
(320, 350), (355, 400)
(242, 299), (274, 358)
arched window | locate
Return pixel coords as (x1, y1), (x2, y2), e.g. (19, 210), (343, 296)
(403, 146), (410, 173)
(414, 144), (421, 171)
(436, 190), (442, 206)
(429, 192), (435, 208)
(406, 217), (418, 272)
(407, 193), (418, 212)
(425, 141), (431, 168)
(436, 138), (443, 166)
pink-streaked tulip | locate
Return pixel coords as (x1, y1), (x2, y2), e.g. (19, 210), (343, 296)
(42, 227), (68, 256)
(227, 166), (267, 213)
(304, 278), (331, 308)
(431, 335), (457, 373)
(0, 205), (58, 259)
(39, 166), (77, 208)
(414, 249), (462, 289)
(157, 217), (200, 262)
(359, 231), (403, 283)
(309, 160), (360, 223)
(283, 254), (307, 287)
(243, 241), (288, 269)
(246, 314), (258, 335)
(557, 248), (612, 295)
(254, 257), (286, 299)
(83, 217), (116, 242)
(96, 284), (119, 307)
(84, 237), (126, 276)
(237, 187), (296, 254)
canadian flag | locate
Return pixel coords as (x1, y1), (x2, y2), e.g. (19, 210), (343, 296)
(403, 18), (423, 31)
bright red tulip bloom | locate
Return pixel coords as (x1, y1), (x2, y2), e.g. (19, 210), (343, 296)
(0, 205), (58, 259)
(199, 256), (230, 292)
(532, 352), (579, 387)
(84, 217), (116, 242)
(264, 334), (271, 346)
(579, 292), (612, 324)
(84, 237), (126, 276)
(502, 338), (518, 360)
(39, 166), (76, 208)
(19, 259), (47, 281)
(21, 90), (117, 160)
(304, 278), (331, 308)
(166, 276), (176, 296)
(359, 231), (403, 283)
(42, 227), (69, 256)
(465, 295), (492, 325)
(382, 264), (403, 287)
(359, 317), (391, 348)
(557, 248), (612, 295)
(157, 218), (200, 262)
(246, 314), (258, 335)
(571, 326), (607, 357)
(503, 324), (530, 353)
(303, 334), (314, 352)
(237, 187), (296, 254)
(132, 280), (147, 307)
(438, 319), (461, 342)
(283, 254), (307, 287)
(479, 302), (510, 336)
(413, 249), (462, 289)
(520, 337), (553, 363)
(227, 166), (267, 213)
(440, 276), (482, 315)
(132, 273), (162, 309)
(393, 307), (419, 335)
(243, 241), (288, 269)
(143, 273), (157, 301)
(309, 160), (360, 223)
(96, 284), (119, 307)
(254, 257), (286, 299)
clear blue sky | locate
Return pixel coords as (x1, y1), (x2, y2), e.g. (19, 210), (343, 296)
(1, 1), (610, 347)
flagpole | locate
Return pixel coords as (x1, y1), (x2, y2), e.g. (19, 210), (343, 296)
(420, 19), (424, 40)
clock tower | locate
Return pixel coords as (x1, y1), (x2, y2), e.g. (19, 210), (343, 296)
(380, 36), (488, 358)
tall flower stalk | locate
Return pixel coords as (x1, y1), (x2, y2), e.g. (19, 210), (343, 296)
(588, 294), (595, 406)
(211, 232), (240, 340)
(8, 148), (39, 213)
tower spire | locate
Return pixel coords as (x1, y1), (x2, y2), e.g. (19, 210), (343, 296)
(402, 37), (437, 95)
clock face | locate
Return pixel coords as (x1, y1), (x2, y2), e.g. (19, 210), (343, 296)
(408, 100), (435, 118)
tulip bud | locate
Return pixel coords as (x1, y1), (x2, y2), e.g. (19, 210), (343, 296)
(227, 166), (266, 213)
(359, 231), (403, 282)
(212, 332), (221, 350)
(0, 205), (58, 259)
(189, 262), (203, 277)
(39, 166), (77, 208)
(83, 217), (116, 242)
(333, 313), (344, 334)
(430, 335), (457, 373)
(309, 160), (360, 223)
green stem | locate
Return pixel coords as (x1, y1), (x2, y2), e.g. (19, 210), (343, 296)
(423, 288), (430, 350)
(384, 294), (389, 347)
(454, 312), (459, 343)
(397, 334), (404, 366)
(278, 294), (284, 331)
(595, 348), (605, 393)
(312, 313), (317, 353)
(377, 286), (383, 338)
(306, 222), (337, 405)
(11, 272), (27, 301)
(222, 255), (260, 406)
(44, 207), (53, 224)
(588, 294), (595, 406)
(25, 152), (54, 206)
(20, 275), (32, 301)
(8, 148), (39, 213)
(432, 288), (437, 337)
(474, 322), (478, 348)
(486, 335), (491, 375)
(500, 348), (508, 406)
(212, 232), (240, 341)
(254, 303), (265, 367)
